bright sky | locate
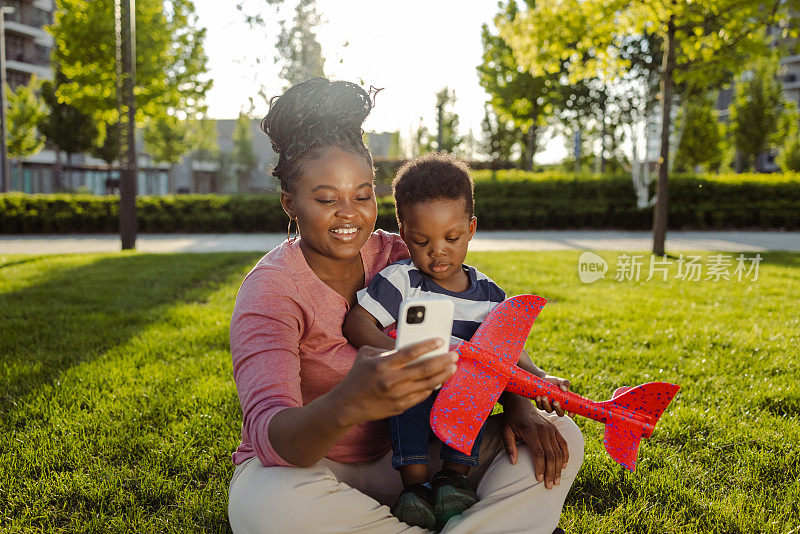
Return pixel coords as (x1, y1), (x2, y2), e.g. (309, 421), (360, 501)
(193, 0), (566, 163)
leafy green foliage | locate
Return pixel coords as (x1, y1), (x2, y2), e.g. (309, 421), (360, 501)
(144, 115), (192, 166)
(729, 54), (789, 171)
(6, 77), (47, 161)
(276, 0), (325, 87)
(775, 102), (800, 172)
(478, 1), (553, 169)
(481, 104), (523, 162)
(410, 119), (432, 158)
(434, 87), (461, 154)
(91, 122), (121, 167)
(192, 117), (219, 162)
(38, 76), (100, 158)
(778, 136), (800, 172)
(500, 0), (781, 89)
(232, 113), (258, 192)
(49, 0), (211, 124)
(674, 95), (725, 172)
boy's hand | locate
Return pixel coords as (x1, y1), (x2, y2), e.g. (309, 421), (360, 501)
(534, 375), (573, 417)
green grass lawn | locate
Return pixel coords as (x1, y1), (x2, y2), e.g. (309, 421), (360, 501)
(1, 250), (798, 533)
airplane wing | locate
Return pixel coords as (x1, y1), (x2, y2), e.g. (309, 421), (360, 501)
(430, 342), (509, 455)
(430, 295), (548, 455)
(469, 295), (547, 358)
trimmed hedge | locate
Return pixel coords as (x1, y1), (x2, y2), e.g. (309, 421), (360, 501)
(1, 172), (798, 233)
(471, 173), (800, 231)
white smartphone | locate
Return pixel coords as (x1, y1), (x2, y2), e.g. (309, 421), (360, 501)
(395, 298), (455, 362)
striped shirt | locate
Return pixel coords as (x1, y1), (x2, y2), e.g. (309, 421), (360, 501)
(356, 259), (506, 342)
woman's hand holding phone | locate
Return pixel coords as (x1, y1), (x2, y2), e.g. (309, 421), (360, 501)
(331, 340), (458, 427)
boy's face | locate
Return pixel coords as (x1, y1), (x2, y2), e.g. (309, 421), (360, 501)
(399, 198), (477, 285)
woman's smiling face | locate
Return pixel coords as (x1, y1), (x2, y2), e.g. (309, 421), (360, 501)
(281, 146), (377, 262)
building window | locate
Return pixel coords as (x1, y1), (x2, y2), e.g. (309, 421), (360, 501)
(33, 8), (52, 28)
(5, 33), (25, 62)
(7, 69), (31, 90)
(34, 44), (50, 66)
(4, 1), (23, 24)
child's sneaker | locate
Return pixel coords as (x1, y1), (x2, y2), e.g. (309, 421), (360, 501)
(391, 483), (436, 530)
(432, 469), (478, 530)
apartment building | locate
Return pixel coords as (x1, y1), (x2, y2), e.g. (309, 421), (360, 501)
(3, 0), (53, 88)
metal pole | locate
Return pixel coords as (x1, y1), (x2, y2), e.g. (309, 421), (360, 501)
(116, 0), (137, 249)
(0, 7), (14, 193)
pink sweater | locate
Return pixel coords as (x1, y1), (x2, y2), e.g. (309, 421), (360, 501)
(230, 230), (409, 467)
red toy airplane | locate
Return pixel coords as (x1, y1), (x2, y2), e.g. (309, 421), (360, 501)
(430, 295), (680, 471)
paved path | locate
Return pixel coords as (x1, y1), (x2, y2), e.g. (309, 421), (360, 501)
(1, 230), (798, 255)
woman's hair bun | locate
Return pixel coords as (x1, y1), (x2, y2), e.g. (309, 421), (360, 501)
(261, 77), (373, 159)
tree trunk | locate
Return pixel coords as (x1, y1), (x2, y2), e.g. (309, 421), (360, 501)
(168, 164), (175, 194)
(600, 102), (607, 173)
(53, 149), (63, 192)
(66, 152), (73, 191)
(652, 16), (676, 257)
(524, 101), (539, 171)
(437, 101), (444, 152)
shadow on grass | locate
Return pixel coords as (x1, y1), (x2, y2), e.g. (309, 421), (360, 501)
(756, 392), (800, 417)
(660, 251), (799, 268)
(753, 251), (800, 268)
(0, 256), (45, 270)
(0, 252), (261, 418)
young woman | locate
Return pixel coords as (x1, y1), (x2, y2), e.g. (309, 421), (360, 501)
(227, 77), (583, 533)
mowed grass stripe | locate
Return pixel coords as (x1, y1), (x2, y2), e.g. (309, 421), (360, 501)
(1, 251), (798, 532)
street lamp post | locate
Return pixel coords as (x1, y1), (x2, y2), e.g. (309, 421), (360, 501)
(115, 0), (136, 249)
(0, 7), (15, 193)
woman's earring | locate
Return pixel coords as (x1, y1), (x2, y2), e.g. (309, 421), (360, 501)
(287, 217), (298, 242)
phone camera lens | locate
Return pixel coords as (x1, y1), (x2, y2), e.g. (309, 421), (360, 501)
(407, 306), (425, 324)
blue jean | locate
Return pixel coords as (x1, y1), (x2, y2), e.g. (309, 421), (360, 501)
(389, 390), (484, 470)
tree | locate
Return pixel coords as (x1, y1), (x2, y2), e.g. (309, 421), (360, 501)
(91, 122), (120, 167)
(49, 0), (210, 125)
(276, 0), (325, 86)
(192, 117), (219, 162)
(144, 115), (192, 192)
(434, 88), (462, 154)
(38, 76), (100, 191)
(236, 0), (325, 95)
(777, 135), (800, 172)
(232, 112), (258, 193)
(478, 1), (561, 170)
(481, 104), (523, 162)
(729, 54), (788, 172)
(7, 77), (47, 171)
(501, 0), (793, 254)
(90, 122), (121, 191)
(776, 103), (800, 172)
(674, 94), (724, 172)
(411, 119), (433, 157)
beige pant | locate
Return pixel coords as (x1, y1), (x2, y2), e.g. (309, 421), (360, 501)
(228, 414), (584, 534)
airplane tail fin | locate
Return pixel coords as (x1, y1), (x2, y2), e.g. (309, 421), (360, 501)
(600, 382), (680, 471)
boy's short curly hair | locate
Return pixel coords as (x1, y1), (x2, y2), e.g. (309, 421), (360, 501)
(392, 152), (474, 224)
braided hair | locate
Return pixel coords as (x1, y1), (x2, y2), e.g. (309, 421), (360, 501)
(262, 77), (376, 191)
